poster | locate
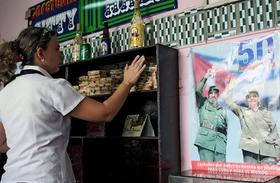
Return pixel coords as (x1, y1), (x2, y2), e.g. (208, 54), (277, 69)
(188, 32), (280, 177)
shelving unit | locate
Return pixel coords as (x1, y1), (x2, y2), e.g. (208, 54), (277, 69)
(55, 44), (180, 183)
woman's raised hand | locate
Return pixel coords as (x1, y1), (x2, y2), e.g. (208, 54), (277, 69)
(123, 55), (146, 87)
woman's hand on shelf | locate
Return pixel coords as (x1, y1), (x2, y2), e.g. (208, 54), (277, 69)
(122, 55), (146, 87)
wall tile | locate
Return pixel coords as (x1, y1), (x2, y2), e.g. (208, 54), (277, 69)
(61, 0), (280, 62)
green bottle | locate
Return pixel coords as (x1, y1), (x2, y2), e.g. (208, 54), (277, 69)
(80, 40), (91, 61)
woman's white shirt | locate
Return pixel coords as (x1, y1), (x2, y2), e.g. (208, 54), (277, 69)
(0, 65), (85, 183)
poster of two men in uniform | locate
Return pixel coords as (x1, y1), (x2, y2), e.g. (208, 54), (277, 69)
(188, 32), (280, 179)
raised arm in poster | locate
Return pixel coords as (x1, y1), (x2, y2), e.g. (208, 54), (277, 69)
(194, 68), (228, 162)
(189, 32), (280, 176)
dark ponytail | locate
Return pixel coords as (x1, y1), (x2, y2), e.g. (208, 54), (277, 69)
(0, 27), (56, 84)
(0, 41), (18, 84)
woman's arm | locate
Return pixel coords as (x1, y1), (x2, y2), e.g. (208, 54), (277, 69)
(70, 55), (146, 123)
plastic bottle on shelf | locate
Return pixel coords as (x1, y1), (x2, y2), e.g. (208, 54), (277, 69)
(72, 23), (83, 62)
(99, 22), (111, 56)
(129, 0), (144, 49)
(144, 21), (154, 46)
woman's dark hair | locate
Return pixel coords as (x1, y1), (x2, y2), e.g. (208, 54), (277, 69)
(0, 27), (56, 84)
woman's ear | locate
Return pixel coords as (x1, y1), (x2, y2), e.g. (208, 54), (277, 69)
(35, 47), (46, 64)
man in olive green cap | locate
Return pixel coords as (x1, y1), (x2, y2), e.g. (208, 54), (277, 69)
(194, 70), (228, 162)
(225, 82), (280, 164)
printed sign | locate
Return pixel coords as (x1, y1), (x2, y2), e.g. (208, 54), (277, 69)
(27, 0), (79, 42)
(27, 0), (177, 42)
(81, 0), (177, 34)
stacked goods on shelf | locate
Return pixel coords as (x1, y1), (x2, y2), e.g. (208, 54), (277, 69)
(110, 69), (123, 92)
(73, 64), (157, 96)
(134, 63), (157, 91)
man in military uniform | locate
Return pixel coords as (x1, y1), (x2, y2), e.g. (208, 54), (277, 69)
(194, 70), (228, 162)
(225, 82), (280, 164)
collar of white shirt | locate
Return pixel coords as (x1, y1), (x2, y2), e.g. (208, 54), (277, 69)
(21, 65), (53, 78)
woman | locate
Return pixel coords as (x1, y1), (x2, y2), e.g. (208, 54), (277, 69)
(0, 27), (146, 182)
